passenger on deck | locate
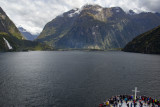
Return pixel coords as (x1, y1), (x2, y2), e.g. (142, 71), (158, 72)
(100, 95), (160, 107)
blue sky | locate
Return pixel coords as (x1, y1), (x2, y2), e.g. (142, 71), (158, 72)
(0, 0), (160, 34)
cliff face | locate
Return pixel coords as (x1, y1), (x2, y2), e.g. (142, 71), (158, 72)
(123, 26), (160, 54)
(0, 32), (16, 51)
(0, 7), (25, 40)
(37, 5), (160, 50)
(0, 7), (23, 51)
(0, 7), (52, 51)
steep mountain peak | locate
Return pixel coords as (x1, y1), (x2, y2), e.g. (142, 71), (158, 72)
(18, 27), (27, 32)
(37, 5), (160, 50)
(0, 7), (6, 20)
(79, 5), (126, 22)
(0, 7), (5, 14)
(57, 8), (80, 18)
(18, 27), (39, 41)
(111, 7), (124, 13)
(67, 8), (81, 17)
(0, 7), (25, 40)
(128, 10), (136, 15)
(59, 5), (125, 20)
(82, 4), (102, 9)
(81, 4), (103, 13)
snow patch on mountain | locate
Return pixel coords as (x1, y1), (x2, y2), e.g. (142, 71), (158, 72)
(18, 27), (39, 41)
(97, 8), (102, 12)
(58, 14), (64, 17)
(68, 8), (81, 17)
(113, 7), (121, 13)
(128, 10), (137, 15)
(116, 10), (120, 12)
(19, 27), (27, 32)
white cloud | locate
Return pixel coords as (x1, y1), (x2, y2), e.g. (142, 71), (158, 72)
(0, 0), (160, 34)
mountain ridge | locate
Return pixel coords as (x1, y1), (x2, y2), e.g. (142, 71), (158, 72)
(18, 27), (39, 41)
(0, 7), (25, 40)
(37, 5), (160, 50)
(0, 7), (52, 51)
(123, 25), (160, 54)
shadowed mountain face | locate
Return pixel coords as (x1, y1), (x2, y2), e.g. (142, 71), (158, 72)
(37, 5), (160, 50)
(0, 7), (24, 51)
(123, 26), (160, 54)
(18, 27), (39, 41)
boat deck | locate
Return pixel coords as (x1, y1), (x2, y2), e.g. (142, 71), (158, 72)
(116, 100), (157, 107)
(99, 88), (159, 107)
(99, 95), (160, 107)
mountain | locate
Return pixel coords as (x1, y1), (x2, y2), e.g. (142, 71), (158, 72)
(18, 27), (39, 41)
(0, 31), (52, 52)
(123, 26), (160, 54)
(0, 7), (25, 40)
(37, 4), (160, 50)
(0, 7), (52, 51)
(128, 10), (136, 15)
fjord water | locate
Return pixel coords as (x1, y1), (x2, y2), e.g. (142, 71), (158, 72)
(0, 51), (159, 107)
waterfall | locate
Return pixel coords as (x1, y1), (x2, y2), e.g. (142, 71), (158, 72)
(3, 37), (13, 50)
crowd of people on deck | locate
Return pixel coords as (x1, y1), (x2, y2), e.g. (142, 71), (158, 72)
(99, 95), (160, 107)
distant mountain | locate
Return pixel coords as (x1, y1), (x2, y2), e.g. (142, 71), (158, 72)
(0, 7), (52, 51)
(37, 4), (160, 50)
(123, 25), (160, 54)
(128, 10), (136, 15)
(18, 27), (39, 41)
(155, 12), (160, 17)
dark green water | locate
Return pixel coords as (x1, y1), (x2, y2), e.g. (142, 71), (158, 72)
(0, 51), (159, 107)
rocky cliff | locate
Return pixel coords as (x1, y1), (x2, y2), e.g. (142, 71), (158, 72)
(0, 7), (51, 51)
(37, 5), (160, 50)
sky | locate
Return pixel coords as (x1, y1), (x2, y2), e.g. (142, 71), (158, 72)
(0, 0), (160, 35)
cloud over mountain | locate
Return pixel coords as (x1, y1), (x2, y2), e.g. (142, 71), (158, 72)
(0, 0), (160, 34)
